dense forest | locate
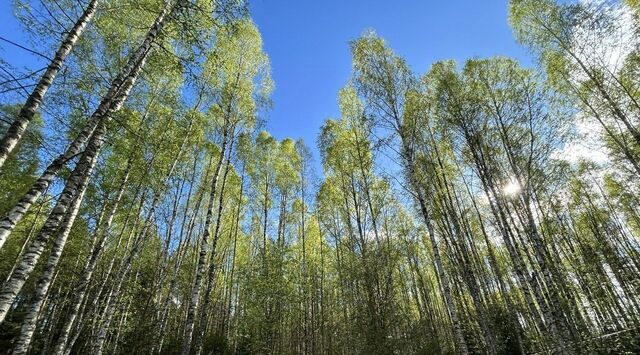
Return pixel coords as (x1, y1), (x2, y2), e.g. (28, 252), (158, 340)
(0, 0), (639, 354)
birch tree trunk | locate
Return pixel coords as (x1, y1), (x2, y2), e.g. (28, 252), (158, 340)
(0, 0), (99, 170)
(0, 0), (170, 318)
(223, 164), (244, 341)
(50, 159), (132, 355)
(194, 144), (234, 355)
(156, 155), (208, 354)
(399, 139), (469, 355)
(91, 191), (161, 355)
(79, 200), (142, 353)
(11, 149), (96, 355)
(0, 0), (176, 251)
(91, 112), (189, 355)
(0, 118), (107, 325)
(182, 126), (230, 355)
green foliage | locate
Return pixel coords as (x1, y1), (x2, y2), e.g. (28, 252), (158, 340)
(0, 1), (639, 354)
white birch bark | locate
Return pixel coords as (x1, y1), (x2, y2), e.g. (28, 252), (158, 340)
(194, 145), (234, 355)
(12, 150), (96, 354)
(91, 106), (189, 355)
(0, 0), (99, 169)
(50, 160), (132, 355)
(181, 126), (229, 355)
(0, 118), (106, 325)
(0, 0), (175, 251)
(0, 0), (178, 322)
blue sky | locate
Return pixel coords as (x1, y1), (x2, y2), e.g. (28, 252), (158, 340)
(249, 0), (531, 162)
(1, 0), (532, 167)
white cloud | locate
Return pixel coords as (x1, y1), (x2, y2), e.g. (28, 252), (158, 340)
(551, 119), (609, 164)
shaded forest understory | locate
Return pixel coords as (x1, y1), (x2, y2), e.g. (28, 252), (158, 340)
(1, 0), (640, 354)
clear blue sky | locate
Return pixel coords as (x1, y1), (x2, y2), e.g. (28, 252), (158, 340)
(1, 0), (532, 166)
(249, 0), (531, 162)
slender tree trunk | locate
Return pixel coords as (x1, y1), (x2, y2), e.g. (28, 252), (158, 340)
(223, 163), (244, 341)
(156, 154), (208, 354)
(76, 186), (145, 352)
(299, 160), (308, 354)
(0, 0), (177, 326)
(429, 139), (499, 354)
(0, 0), (176, 251)
(90, 103), (190, 355)
(0, 118), (107, 325)
(110, 275), (135, 354)
(3, 193), (47, 285)
(195, 142), (234, 355)
(182, 126), (230, 355)
(11, 149), (97, 354)
(51, 159), (132, 355)
(91, 194), (159, 355)
(0, 0), (99, 170)
(399, 138), (469, 355)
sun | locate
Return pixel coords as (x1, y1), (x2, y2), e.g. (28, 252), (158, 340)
(503, 179), (521, 196)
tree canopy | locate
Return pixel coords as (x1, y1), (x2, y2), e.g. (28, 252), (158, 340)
(0, 0), (638, 354)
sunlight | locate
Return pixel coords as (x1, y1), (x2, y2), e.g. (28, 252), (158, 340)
(503, 178), (521, 196)
(1, 0), (637, 352)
